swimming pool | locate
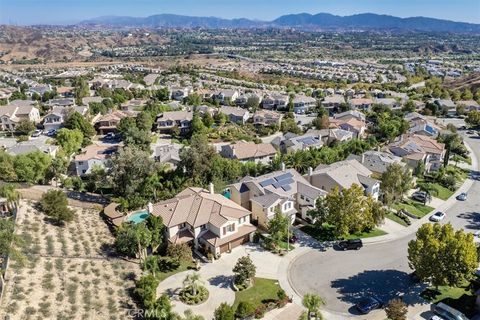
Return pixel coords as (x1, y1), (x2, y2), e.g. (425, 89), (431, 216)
(126, 210), (149, 224)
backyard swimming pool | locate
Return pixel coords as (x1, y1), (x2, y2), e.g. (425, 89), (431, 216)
(126, 210), (149, 224)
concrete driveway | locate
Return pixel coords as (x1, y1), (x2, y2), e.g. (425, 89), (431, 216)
(156, 244), (282, 319)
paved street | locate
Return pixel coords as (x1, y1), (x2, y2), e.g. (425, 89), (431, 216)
(289, 130), (480, 318)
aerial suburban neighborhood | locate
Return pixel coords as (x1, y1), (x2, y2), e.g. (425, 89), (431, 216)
(1, 1), (480, 320)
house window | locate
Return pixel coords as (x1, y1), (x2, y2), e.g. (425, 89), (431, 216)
(306, 198), (310, 203)
(180, 223), (186, 228)
(300, 195), (305, 200)
(78, 161), (84, 165)
(223, 224), (235, 235)
(200, 224), (207, 230)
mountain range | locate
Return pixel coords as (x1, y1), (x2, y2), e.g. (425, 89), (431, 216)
(80, 13), (480, 33)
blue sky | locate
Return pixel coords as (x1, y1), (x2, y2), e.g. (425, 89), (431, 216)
(0, 0), (479, 25)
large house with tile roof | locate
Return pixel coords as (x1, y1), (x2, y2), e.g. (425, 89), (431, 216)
(387, 133), (445, 172)
(151, 186), (256, 255)
(220, 141), (276, 165)
(0, 101), (40, 131)
(228, 167), (326, 227)
(306, 159), (381, 200)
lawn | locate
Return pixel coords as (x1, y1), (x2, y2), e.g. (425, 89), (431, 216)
(421, 280), (479, 318)
(233, 278), (282, 309)
(386, 212), (409, 227)
(391, 200), (434, 218)
(300, 225), (387, 241)
(417, 179), (454, 200)
(344, 228), (387, 239)
(157, 259), (195, 282)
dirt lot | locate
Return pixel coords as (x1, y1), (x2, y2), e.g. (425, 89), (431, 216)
(0, 201), (140, 320)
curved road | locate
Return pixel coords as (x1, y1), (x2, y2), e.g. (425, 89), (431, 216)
(289, 131), (480, 317)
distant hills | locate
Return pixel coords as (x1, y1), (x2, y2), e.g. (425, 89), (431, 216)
(79, 13), (480, 33)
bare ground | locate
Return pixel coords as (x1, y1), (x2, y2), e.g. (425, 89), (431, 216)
(0, 201), (141, 320)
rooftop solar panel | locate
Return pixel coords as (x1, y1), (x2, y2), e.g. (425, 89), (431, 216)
(275, 172), (293, 181)
(259, 178), (275, 187)
(282, 185), (292, 192)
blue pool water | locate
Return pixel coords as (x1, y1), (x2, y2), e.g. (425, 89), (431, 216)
(126, 210), (149, 224)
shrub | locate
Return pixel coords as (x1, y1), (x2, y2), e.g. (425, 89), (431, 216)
(254, 304), (267, 319)
(166, 243), (192, 262)
(39, 189), (75, 224)
(179, 285), (209, 305)
(385, 298), (408, 320)
(214, 302), (235, 320)
(235, 301), (255, 318)
(158, 256), (180, 272)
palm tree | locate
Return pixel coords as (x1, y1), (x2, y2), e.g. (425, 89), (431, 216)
(302, 293), (325, 319)
(183, 273), (204, 296)
(142, 255), (160, 277)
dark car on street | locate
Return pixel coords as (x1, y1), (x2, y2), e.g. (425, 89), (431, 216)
(355, 296), (383, 314)
(431, 302), (469, 320)
(338, 239), (363, 250)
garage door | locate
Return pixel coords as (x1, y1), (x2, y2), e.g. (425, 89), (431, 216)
(219, 235), (250, 253)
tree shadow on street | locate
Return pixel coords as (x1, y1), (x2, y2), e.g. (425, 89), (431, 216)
(331, 269), (428, 313)
(456, 211), (480, 230)
(208, 274), (234, 289)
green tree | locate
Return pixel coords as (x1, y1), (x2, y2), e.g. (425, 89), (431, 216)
(232, 255), (256, 286)
(186, 93), (202, 106)
(0, 151), (17, 181)
(166, 243), (193, 262)
(235, 301), (255, 319)
(142, 255), (160, 277)
(56, 128), (84, 155)
(308, 185), (382, 238)
(0, 184), (20, 211)
(267, 210), (290, 244)
(380, 164), (413, 205)
(179, 134), (216, 185)
(135, 274), (160, 309)
(16, 119), (36, 136)
(466, 110), (480, 127)
(302, 293), (325, 319)
(13, 151), (52, 184)
(39, 189), (75, 224)
(385, 298), (408, 320)
(312, 114), (329, 130)
(214, 303), (235, 320)
(0, 219), (25, 262)
(115, 222), (152, 261)
(408, 223), (477, 288)
(136, 111), (154, 132)
(190, 114), (207, 135)
(183, 273), (204, 296)
(145, 214), (164, 253)
(64, 111), (96, 141)
(108, 146), (156, 208)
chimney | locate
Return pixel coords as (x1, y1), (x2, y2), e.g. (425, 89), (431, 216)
(281, 162), (286, 172)
(208, 182), (215, 195)
(147, 202), (153, 214)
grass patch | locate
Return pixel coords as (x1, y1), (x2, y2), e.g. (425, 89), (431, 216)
(157, 259), (195, 283)
(417, 179), (454, 200)
(386, 212), (409, 227)
(344, 228), (387, 239)
(391, 200), (434, 218)
(300, 224), (387, 240)
(420, 279), (478, 318)
(233, 278), (282, 310)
